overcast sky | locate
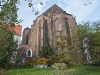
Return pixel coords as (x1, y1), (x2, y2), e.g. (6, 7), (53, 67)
(18, 0), (100, 32)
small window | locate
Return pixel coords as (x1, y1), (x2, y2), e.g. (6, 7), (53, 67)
(28, 50), (31, 56)
(26, 49), (32, 57)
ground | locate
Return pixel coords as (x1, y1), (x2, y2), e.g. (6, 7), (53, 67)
(0, 66), (100, 75)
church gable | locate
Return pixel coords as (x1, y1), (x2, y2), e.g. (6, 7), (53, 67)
(42, 4), (64, 16)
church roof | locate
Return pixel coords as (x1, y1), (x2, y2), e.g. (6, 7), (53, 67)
(42, 4), (72, 16)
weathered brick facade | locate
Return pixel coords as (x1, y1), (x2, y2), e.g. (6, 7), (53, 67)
(20, 4), (76, 63)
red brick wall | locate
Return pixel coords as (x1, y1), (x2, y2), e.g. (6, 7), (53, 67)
(27, 13), (76, 59)
(21, 5), (77, 62)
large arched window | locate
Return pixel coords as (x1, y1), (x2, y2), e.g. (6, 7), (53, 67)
(43, 20), (48, 44)
(65, 18), (70, 35)
(65, 18), (71, 47)
(55, 18), (61, 36)
(55, 18), (61, 41)
(55, 18), (60, 31)
(26, 49), (32, 57)
(44, 20), (48, 36)
(55, 18), (61, 53)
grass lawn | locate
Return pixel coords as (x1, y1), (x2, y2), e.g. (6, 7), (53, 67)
(0, 66), (100, 75)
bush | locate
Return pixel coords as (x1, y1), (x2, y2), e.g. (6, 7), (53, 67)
(59, 57), (72, 64)
(47, 55), (59, 66)
(23, 60), (36, 67)
(48, 54), (73, 67)
(36, 58), (48, 65)
(51, 63), (68, 70)
(48, 51), (82, 67)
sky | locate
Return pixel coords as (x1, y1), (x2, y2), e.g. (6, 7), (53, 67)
(17, 0), (100, 32)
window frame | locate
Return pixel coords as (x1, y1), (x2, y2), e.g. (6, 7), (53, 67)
(26, 49), (32, 57)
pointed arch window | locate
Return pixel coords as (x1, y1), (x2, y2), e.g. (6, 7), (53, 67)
(26, 49), (32, 57)
(43, 20), (48, 44)
(55, 18), (60, 31)
(38, 21), (41, 51)
(65, 18), (71, 47)
(55, 18), (61, 37)
(44, 20), (48, 36)
(65, 18), (70, 35)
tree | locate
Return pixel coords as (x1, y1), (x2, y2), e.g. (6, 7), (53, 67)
(0, 0), (43, 16)
(39, 36), (54, 58)
(0, 0), (43, 69)
(77, 21), (100, 65)
(0, 0), (19, 25)
(0, 30), (17, 69)
(88, 21), (100, 65)
(0, 0), (18, 69)
(77, 22), (91, 64)
(84, 0), (92, 6)
(53, 26), (83, 66)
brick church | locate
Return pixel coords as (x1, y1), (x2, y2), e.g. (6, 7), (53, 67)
(17, 4), (76, 64)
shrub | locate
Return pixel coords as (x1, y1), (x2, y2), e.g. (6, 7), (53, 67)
(59, 57), (71, 63)
(51, 63), (68, 70)
(48, 54), (74, 67)
(36, 58), (48, 65)
(48, 54), (59, 66)
(59, 57), (73, 67)
(23, 60), (36, 67)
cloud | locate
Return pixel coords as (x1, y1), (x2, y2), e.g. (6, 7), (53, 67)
(34, 0), (50, 12)
(19, 0), (50, 13)
(62, 0), (100, 23)
(23, 6), (31, 11)
(20, 20), (32, 32)
(18, 0), (100, 32)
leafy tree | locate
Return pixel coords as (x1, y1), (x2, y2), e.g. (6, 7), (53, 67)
(77, 22), (91, 64)
(0, 0), (43, 69)
(66, 26), (83, 65)
(88, 21), (100, 65)
(77, 21), (100, 65)
(0, 0), (19, 25)
(39, 36), (54, 58)
(53, 27), (83, 66)
(0, 0), (18, 69)
(0, 30), (17, 69)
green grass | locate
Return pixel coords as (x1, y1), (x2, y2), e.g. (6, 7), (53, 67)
(0, 67), (52, 75)
(0, 66), (100, 75)
(67, 66), (100, 75)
